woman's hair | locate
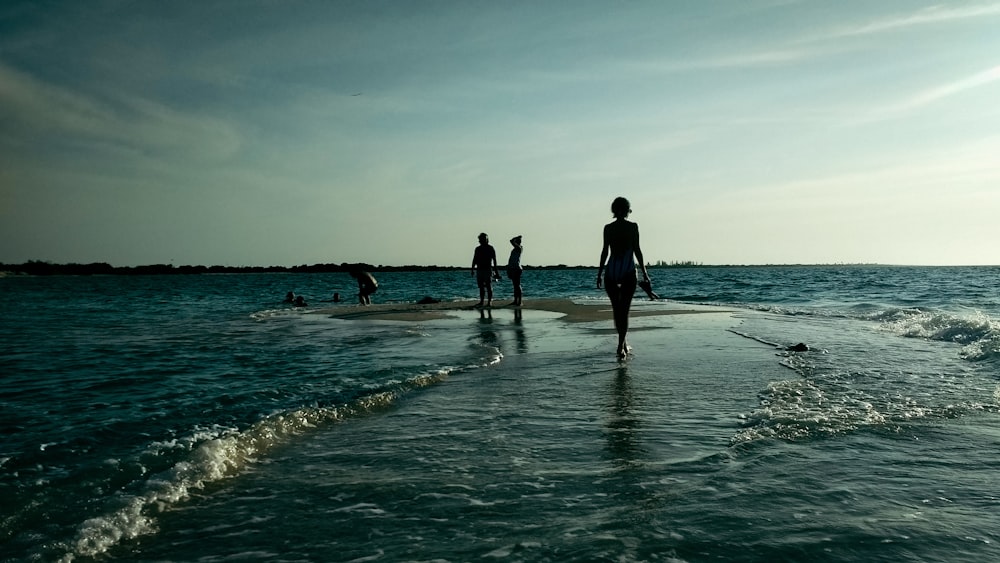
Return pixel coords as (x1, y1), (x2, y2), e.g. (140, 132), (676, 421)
(611, 197), (631, 217)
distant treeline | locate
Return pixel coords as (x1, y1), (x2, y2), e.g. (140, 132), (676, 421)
(654, 260), (704, 267)
(0, 261), (461, 276)
(1, 260), (882, 276)
(1, 260), (601, 276)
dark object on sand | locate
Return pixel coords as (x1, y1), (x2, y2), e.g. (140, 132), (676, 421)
(417, 296), (440, 305)
(637, 279), (660, 300)
(786, 343), (810, 352)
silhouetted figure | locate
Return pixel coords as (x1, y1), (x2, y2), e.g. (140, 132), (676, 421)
(349, 269), (378, 305)
(284, 291), (296, 304)
(471, 233), (501, 308)
(293, 295), (308, 307)
(333, 292), (341, 303)
(507, 235), (523, 306)
(596, 197), (651, 359)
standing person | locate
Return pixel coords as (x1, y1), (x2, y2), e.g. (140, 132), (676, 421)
(596, 197), (651, 359)
(349, 268), (378, 305)
(471, 232), (501, 308)
(507, 235), (524, 306)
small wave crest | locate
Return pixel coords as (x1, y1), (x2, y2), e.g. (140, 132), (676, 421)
(732, 374), (1000, 446)
(872, 308), (1000, 362)
(54, 366), (469, 561)
(249, 307), (306, 320)
(731, 379), (890, 445)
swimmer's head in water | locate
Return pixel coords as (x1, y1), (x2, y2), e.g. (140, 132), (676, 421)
(611, 197), (631, 218)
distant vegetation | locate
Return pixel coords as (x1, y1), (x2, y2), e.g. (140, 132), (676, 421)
(0, 259), (886, 276)
(0, 261), (598, 275)
(653, 260), (704, 267)
(0, 260), (460, 276)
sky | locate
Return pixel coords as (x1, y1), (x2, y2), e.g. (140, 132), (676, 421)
(1, 1), (999, 267)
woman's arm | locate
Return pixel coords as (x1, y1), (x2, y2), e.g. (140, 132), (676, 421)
(491, 248), (500, 277)
(633, 223), (649, 281)
(597, 225), (610, 288)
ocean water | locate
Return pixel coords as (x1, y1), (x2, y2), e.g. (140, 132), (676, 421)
(3, 266), (1000, 562)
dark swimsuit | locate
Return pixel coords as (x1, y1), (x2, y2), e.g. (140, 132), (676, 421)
(604, 221), (638, 285)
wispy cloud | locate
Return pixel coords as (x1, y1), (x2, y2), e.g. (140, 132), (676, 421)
(0, 62), (240, 162)
(622, 48), (811, 74)
(851, 64), (1000, 122)
(901, 64), (1000, 109)
(824, 3), (1000, 38)
(0, 62), (111, 138)
(744, 135), (1000, 201)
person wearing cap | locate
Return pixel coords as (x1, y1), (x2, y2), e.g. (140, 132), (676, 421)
(506, 235), (524, 306)
(471, 233), (501, 308)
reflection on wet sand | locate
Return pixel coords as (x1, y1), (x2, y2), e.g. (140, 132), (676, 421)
(317, 298), (719, 323)
(606, 366), (642, 470)
(473, 307), (531, 356)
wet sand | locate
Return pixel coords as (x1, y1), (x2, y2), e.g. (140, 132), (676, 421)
(312, 298), (724, 323)
(181, 298), (794, 563)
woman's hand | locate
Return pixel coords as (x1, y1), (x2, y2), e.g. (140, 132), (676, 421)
(596, 274), (603, 289)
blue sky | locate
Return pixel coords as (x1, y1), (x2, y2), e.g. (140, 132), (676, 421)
(1, 1), (998, 267)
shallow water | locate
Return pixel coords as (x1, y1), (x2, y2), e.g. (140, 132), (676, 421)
(3, 267), (1000, 561)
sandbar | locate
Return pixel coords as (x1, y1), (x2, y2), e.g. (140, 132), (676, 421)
(311, 298), (726, 323)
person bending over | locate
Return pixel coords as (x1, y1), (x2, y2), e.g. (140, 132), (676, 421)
(349, 269), (378, 305)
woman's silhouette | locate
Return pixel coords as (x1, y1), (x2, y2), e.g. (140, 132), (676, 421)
(596, 197), (651, 358)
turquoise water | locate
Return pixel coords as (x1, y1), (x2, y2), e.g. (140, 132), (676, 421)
(3, 267), (1000, 561)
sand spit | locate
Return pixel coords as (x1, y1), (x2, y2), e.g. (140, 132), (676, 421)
(312, 298), (725, 323)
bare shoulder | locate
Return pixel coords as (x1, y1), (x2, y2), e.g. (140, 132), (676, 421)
(606, 219), (638, 233)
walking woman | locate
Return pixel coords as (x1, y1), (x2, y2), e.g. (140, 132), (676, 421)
(596, 197), (651, 358)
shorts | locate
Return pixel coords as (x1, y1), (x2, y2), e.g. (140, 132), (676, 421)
(476, 270), (493, 287)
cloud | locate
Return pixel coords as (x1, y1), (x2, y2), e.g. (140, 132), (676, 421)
(732, 135), (1000, 203)
(627, 48), (811, 74)
(823, 3), (1000, 38)
(0, 62), (112, 138)
(848, 64), (1000, 122)
(0, 61), (241, 162)
(900, 64), (1000, 110)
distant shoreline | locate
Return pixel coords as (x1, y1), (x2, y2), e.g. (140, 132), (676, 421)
(0, 261), (967, 277)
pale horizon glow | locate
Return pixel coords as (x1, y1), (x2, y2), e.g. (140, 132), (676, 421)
(2, 1), (999, 267)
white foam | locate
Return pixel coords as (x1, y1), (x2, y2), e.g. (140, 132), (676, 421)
(57, 368), (457, 560)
